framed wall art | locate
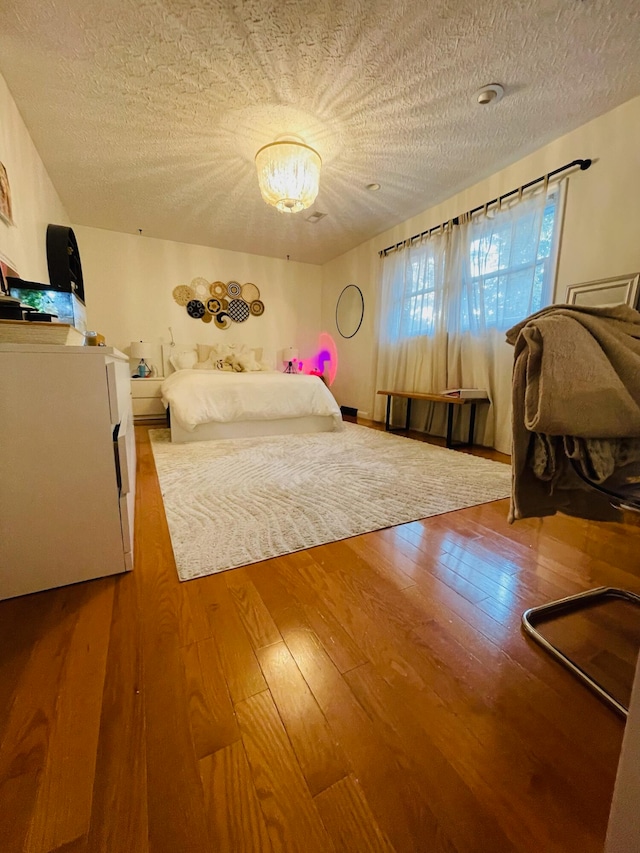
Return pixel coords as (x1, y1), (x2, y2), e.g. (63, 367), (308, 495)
(565, 273), (640, 310)
(0, 162), (14, 226)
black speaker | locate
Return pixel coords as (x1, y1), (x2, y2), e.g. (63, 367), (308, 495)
(46, 224), (85, 301)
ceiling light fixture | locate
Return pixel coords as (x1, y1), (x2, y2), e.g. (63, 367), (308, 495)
(475, 83), (504, 105)
(366, 183), (381, 191)
(255, 135), (322, 214)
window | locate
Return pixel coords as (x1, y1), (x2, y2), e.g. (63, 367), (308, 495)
(461, 189), (561, 332)
(393, 237), (448, 339)
(392, 187), (563, 338)
(400, 255), (439, 336)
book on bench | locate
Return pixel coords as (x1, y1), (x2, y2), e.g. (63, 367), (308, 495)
(439, 388), (489, 399)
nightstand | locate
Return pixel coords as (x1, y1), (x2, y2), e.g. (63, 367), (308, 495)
(131, 376), (166, 422)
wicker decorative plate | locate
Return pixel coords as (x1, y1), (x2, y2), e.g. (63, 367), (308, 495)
(227, 298), (250, 323)
(242, 282), (260, 303)
(249, 299), (265, 316)
(173, 284), (195, 306)
(206, 297), (222, 315)
(213, 312), (231, 329)
(210, 281), (227, 298)
(226, 281), (242, 298)
(191, 277), (210, 298)
(201, 312), (213, 323)
(186, 299), (206, 319)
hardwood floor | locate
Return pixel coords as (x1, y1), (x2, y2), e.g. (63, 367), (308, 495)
(1, 422), (638, 852)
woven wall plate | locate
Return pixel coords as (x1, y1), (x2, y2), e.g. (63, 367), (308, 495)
(175, 278), (263, 326)
(242, 282), (260, 303)
(227, 298), (250, 323)
(186, 299), (206, 318)
(210, 281), (227, 298)
(191, 277), (210, 298)
(173, 284), (195, 306)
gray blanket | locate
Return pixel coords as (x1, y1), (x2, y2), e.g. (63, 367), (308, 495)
(506, 303), (640, 522)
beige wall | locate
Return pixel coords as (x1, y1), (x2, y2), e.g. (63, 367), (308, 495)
(322, 94), (640, 420)
(0, 73), (70, 282)
(74, 225), (323, 369)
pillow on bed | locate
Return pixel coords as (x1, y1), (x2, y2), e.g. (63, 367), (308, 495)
(235, 352), (262, 371)
(228, 343), (263, 370)
(196, 343), (212, 363)
(197, 342), (234, 362)
(170, 350), (198, 371)
(197, 342), (264, 370)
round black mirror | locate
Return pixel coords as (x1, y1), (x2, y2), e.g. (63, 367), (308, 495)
(336, 284), (364, 339)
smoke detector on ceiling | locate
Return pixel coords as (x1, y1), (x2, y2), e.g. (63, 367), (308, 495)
(475, 83), (504, 105)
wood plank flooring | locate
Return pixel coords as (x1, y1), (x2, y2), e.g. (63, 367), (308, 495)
(0, 422), (638, 852)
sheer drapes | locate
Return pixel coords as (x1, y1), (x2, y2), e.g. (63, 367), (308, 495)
(373, 231), (449, 424)
(448, 190), (558, 452)
(374, 185), (563, 452)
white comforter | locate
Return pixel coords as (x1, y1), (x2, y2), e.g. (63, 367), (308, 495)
(161, 370), (344, 432)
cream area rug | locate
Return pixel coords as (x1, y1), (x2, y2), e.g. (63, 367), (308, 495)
(149, 423), (511, 581)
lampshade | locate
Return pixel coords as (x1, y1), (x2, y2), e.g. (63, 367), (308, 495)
(280, 347), (299, 365)
(130, 341), (157, 361)
(255, 139), (321, 214)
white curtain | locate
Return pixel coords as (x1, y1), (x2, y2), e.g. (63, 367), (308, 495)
(448, 189), (558, 452)
(374, 230), (449, 425)
(375, 184), (563, 452)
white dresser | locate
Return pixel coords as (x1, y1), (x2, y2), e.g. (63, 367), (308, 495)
(0, 344), (136, 600)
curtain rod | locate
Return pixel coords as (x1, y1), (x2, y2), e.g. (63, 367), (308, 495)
(378, 157), (592, 257)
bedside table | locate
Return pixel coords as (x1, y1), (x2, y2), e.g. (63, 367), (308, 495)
(130, 377), (166, 422)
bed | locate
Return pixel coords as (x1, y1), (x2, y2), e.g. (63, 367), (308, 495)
(160, 343), (343, 443)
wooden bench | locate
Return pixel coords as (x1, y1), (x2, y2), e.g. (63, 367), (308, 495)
(376, 390), (489, 449)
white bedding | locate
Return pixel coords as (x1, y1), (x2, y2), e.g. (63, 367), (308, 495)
(161, 369), (343, 433)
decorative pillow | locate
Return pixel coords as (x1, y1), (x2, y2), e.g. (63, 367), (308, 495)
(196, 343), (212, 363)
(235, 352), (262, 372)
(169, 350), (198, 371)
(209, 343), (232, 361)
(193, 343), (263, 371)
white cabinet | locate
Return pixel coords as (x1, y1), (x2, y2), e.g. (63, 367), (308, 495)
(131, 376), (166, 421)
(0, 344), (136, 600)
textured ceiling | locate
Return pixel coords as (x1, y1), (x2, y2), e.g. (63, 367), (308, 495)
(0, 0), (639, 265)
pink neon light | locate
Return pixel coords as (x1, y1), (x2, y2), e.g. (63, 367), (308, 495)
(297, 332), (339, 386)
(319, 332), (338, 386)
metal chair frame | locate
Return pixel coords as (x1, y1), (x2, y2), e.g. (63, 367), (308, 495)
(522, 458), (640, 717)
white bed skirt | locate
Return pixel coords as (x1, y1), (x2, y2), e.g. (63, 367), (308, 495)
(170, 414), (339, 443)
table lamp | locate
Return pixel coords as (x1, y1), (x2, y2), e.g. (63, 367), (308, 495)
(281, 347), (299, 373)
(130, 341), (158, 377)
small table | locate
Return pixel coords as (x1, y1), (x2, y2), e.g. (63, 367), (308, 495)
(377, 390), (489, 449)
(130, 376), (166, 422)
